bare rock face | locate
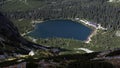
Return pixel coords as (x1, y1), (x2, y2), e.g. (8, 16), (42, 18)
(0, 12), (25, 54)
(0, 12), (21, 42)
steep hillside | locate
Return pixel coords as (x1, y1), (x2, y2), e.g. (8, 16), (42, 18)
(0, 12), (60, 56)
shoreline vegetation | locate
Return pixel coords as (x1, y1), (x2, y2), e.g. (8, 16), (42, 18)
(21, 20), (43, 36)
(21, 20), (44, 43)
(21, 18), (107, 44)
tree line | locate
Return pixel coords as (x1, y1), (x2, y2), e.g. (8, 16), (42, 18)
(1, 0), (120, 30)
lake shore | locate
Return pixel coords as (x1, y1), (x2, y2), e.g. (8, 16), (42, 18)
(85, 29), (97, 43)
(77, 19), (107, 43)
(21, 20), (44, 36)
(21, 18), (106, 44)
(78, 19), (97, 43)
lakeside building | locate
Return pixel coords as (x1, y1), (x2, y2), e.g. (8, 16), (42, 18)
(80, 20), (98, 28)
(79, 19), (107, 30)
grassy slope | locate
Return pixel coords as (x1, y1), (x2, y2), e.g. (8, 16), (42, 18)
(11, 19), (33, 34)
(91, 30), (120, 51)
(25, 29), (120, 53)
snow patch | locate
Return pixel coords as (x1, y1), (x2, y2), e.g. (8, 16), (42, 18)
(29, 50), (35, 56)
(74, 48), (94, 53)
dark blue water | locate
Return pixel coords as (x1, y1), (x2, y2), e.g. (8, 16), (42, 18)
(29, 20), (92, 41)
